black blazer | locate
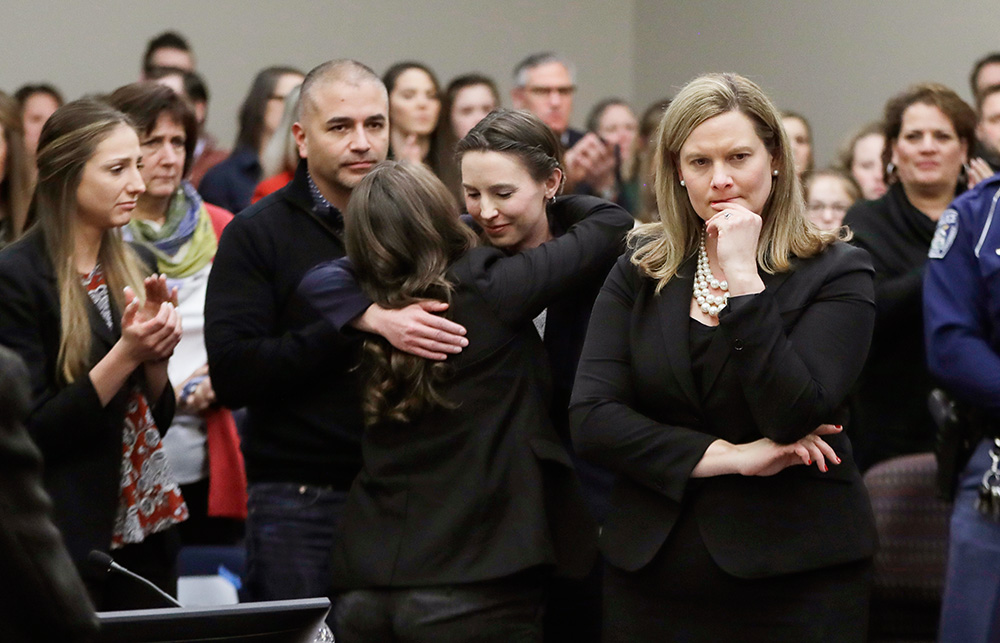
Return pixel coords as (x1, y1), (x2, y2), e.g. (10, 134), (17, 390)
(0, 229), (174, 584)
(0, 345), (99, 641)
(318, 198), (633, 589)
(569, 241), (879, 578)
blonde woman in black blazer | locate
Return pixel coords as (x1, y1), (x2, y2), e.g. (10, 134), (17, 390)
(570, 73), (878, 642)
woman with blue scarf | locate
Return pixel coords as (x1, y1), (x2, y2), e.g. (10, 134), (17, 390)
(110, 82), (247, 545)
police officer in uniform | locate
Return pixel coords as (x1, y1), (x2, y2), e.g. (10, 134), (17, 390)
(925, 171), (1000, 642)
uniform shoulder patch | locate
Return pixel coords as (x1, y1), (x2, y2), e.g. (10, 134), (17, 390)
(929, 209), (959, 259)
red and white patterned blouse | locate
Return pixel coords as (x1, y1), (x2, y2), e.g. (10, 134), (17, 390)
(82, 266), (188, 548)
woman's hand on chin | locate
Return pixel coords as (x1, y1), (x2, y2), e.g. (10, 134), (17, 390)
(706, 202), (764, 296)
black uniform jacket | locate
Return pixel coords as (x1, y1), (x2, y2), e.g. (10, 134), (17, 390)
(570, 241), (879, 578)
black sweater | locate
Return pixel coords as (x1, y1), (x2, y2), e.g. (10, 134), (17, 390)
(205, 161), (363, 488)
(843, 182), (954, 469)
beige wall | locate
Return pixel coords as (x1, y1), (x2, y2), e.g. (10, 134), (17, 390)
(633, 0), (997, 166)
(0, 0), (635, 148)
(4, 1), (997, 167)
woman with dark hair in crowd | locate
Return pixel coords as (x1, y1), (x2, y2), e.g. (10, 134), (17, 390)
(0, 99), (186, 609)
(570, 73), (877, 641)
(300, 109), (632, 640)
(627, 97), (672, 222)
(14, 83), (63, 179)
(434, 73), (500, 202)
(199, 65), (303, 213)
(0, 91), (33, 247)
(803, 168), (860, 231)
(383, 62), (441, 169)
(587, 98), (640, 216)
(838, 121), (887, 201)
(108, 82), (245, 546)
(844, 83), (976, 470)
(782, 110), (814, 181)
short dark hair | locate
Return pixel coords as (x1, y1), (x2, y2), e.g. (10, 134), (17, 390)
(107, 82), (199, 176)
(142, 31), (192, 75)
(970, 52), (1000, 98)
(977, 83), (1000, 115)
(299, 59), (382, 123)
(13, 83), (64, 109)
(235, 66), (303, 152)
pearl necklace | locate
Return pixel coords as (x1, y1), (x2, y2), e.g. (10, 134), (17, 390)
(694, 232), (729, 317)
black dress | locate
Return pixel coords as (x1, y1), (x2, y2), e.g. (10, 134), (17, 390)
(601, 319), (872, 643)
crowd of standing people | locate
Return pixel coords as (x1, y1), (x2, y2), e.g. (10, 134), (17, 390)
(0, 28), (999, 643)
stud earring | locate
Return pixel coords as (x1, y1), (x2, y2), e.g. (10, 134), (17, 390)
(680, 179), (686, 187)
(772, 170), (779, 177)
(886, 162), (895, 175)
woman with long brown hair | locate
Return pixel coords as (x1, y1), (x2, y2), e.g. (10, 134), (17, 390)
(0, 99), (186, 609)
(300, 154), (631, 640)
(0, 91), (33, 247)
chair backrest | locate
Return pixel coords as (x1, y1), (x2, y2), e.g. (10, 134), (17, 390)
(863, 451), (952, 640)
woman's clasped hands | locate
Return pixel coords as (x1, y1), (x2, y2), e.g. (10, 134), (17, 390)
(120, 274), (182, 365)
(737, 424), (844, 477)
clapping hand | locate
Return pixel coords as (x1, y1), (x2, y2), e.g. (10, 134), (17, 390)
(120, 276), (182, 364)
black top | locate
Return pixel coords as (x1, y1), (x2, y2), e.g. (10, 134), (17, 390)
(688, 318), (717, 400)
(302, 198), (633, 589)
(570, 242), (878, 579)
(843, 182), (950, 469)
(0, 229), (175, 591)
(205, 161), (363, 489)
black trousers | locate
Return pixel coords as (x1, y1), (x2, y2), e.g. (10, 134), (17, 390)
(334, 571), (544, 643)
(604, 507), (872, 643)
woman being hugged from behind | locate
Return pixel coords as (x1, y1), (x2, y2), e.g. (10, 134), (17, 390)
(570, 73), (878, 642)
(0, 99), (186, 609)
(300, 151), (631, 639)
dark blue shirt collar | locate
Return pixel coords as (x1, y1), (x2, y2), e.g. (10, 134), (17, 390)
(306, 170), (343, 226)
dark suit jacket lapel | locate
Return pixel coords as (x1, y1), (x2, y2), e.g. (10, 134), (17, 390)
(700, 264), (795, 397)
(655, 255), (700, 410)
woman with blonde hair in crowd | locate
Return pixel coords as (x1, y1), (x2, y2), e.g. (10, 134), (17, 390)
(781, 110), (814, 181)
(252, 85), (301, 203)
(0, 99), (186, 609)
(0, 91), (33, 247)
(803, 168), (860, 231)
(571, 72), (877, 641)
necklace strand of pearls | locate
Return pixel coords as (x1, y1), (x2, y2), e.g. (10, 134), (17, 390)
(694, 231), (729, 317)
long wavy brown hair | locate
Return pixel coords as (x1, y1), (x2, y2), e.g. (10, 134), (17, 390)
(345, 160), (478, 425)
